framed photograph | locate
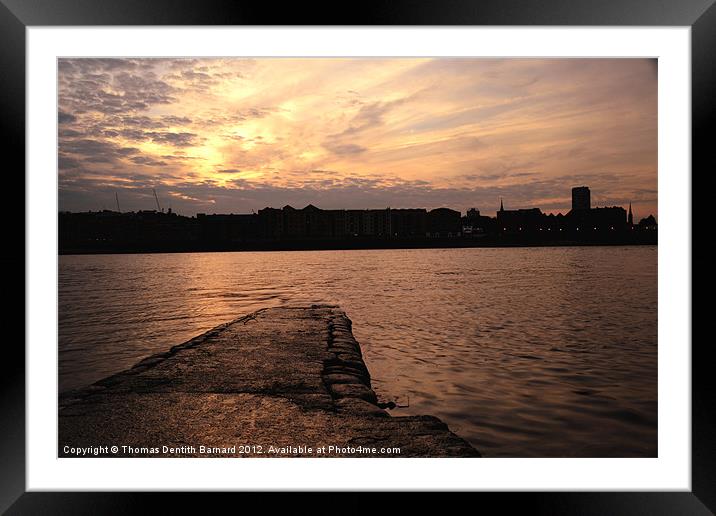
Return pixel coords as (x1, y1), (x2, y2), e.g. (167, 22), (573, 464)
(3, 0), (710, 512)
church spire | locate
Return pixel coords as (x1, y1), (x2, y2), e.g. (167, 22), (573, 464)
(500, 197), (504, 212)
(628, 202), (633, 226)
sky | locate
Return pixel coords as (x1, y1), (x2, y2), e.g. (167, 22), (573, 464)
(58, 58), (658, 219)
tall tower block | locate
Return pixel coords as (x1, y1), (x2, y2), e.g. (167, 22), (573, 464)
(571, 186), (591, 211)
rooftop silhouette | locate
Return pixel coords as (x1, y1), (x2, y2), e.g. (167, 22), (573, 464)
(59, 186), (657, 253)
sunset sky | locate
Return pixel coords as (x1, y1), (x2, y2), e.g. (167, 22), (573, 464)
(58, 58), (657, 219)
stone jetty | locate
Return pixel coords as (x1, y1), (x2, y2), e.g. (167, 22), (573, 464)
(59, 305), (479, 458)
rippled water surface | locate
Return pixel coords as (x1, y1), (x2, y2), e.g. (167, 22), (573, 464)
(59, 246), (657, 457)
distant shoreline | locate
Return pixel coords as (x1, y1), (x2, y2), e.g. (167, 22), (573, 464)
(59, 238), (657, 256)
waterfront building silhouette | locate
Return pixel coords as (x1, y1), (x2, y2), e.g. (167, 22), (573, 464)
(572, 186), (591, 211)
(58, 186), (657, 252)
(427, 208), (462, 237)
(497, 206), (545, 234)
(639, 214), (658, 230)
(462, 208), (495, 236)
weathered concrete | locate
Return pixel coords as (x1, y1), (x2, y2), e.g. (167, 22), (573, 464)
(59, 305), (479, 457)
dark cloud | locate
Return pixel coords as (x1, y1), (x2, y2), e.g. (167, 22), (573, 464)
(236, 107), (275, 120)
(114, 115), (166, 129)
(58, 111), (76, 124)
(117, 128), (146, 140)
(59, 128), (82, 138)
(162, 115), (192, 125)
(58, 170), (623, 216)
(62, 138), (137, 157)
(58, 59), (178, 117)
(59, 138), (141, 169)
(322, 142), (367, 156)
(335, 98), (407, 138)
(192, 108), (277, 129)
(58, 154), (81, 170)
(180, 70), (213, 81)
(321, 97), (409, 156)
(83, 155), (114, 163)
(104, 127), (198, 147)
(145, 131), (198, 147)
(164, 69), (220, 92)
(130, 156), (168, 167)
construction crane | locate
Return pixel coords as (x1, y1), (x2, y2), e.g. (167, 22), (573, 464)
(152, 188), (162, 213)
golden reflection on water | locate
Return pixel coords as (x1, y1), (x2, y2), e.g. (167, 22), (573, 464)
(59, 246), (657, 457)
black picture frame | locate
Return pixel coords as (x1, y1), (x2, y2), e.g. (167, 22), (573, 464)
(1, 0), (711, 513)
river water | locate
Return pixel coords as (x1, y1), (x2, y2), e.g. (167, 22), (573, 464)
(58, 246), (657, 457)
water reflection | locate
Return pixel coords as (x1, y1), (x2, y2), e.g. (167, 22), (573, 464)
(59, 246), (657, 457)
